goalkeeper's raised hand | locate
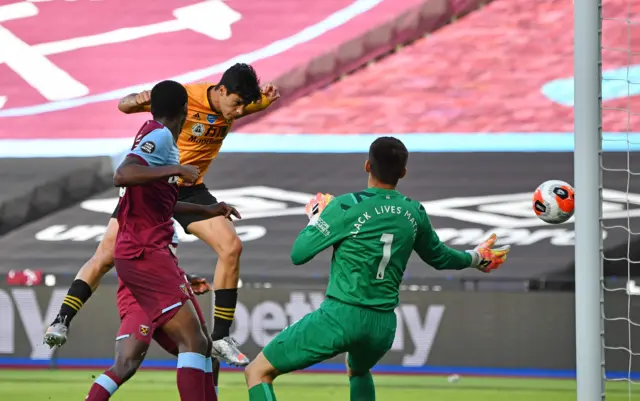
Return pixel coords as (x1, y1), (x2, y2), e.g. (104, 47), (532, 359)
(304, 193), (334, 219)
(467, 233), (511, 272)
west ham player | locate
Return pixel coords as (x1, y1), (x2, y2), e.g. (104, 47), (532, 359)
(85, 80), (240, 401)
(244, 137), (511, 401)
(44, 63), (279, 365)
(90, 223), (221, 400)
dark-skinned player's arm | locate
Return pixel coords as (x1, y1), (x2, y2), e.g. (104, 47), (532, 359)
(290, 193), (347, 265)
(114, 128), (199, 186)
(413, 205), (511, 273)
(118, 90), (151, 114)
(113, 155), (198, 187)
(174, 201), (241, 221)
(239, 83), (280, 118)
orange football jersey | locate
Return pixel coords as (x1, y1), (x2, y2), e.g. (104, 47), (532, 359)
(176, 83), (269, 185)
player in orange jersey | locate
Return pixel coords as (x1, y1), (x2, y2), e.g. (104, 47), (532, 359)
(44, 64), (280, 367)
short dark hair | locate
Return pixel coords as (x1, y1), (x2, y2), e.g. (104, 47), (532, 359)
(369, 137), (409, 186)
(150, 80), (188, 120)
(216, 63), (262, 105)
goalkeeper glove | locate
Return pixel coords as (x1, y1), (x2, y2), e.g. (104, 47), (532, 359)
(304, 193), (334, 219)
(186, 273), (212, 295)
(466, 233), (511, 273)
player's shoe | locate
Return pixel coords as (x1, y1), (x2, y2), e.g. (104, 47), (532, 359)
(211, 336), (250, 366)
(43, 321), (68, 349)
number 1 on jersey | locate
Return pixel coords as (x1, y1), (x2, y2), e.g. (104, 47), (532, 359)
(377, 233), (394, 280)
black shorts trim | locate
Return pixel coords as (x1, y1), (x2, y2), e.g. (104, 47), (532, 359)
(175, 184), (218, 233)
(111, 184), (218, 233)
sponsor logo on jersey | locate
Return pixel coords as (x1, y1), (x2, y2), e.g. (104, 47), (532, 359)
(191, 123), (205, 136)
(314, 217), (331, 236)
(206, 114), (217, 124)
(191, 113), (202, 120)
(187, 136), (222, 145)
(140, 141), (156, 154)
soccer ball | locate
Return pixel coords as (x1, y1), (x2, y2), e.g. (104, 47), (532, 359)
(532, 180), (575, 224)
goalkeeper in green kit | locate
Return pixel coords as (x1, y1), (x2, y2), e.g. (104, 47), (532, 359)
(244, 137), (511, 401)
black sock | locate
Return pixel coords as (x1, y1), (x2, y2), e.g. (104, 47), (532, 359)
(52, 279), (92, 327)
(212, 288), (238, 341)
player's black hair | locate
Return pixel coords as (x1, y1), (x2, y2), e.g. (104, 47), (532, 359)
(369, 137), (409, 186)
(150, 80), (188, 120)
(216, 63), (262, 105)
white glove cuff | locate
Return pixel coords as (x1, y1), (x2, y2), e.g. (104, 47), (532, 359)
(307, 214), (320, 226)
(466, 250), (480, 268)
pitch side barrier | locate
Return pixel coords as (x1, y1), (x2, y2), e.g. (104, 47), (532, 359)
(0, 282), (638, 379)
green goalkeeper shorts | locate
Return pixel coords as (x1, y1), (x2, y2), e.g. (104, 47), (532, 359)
(262, 297), (396, 374)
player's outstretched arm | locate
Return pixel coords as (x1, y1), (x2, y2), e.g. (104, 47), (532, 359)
(414, 207), (510, 273)
(118, 91), (151, 114)
(174, 201), (241, 220)
(113, 155), (192, 187)
(290, 193), (344, 265)
(467, 234), (511, 273)
(413, 224), (473, 271)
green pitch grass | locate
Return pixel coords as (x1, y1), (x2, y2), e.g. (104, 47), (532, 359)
(0, 369), (633, 401)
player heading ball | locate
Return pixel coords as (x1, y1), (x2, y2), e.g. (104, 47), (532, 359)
(45, 64), (281, 368)
(244, 136), (511, 401)
(85, 80), (240, 401)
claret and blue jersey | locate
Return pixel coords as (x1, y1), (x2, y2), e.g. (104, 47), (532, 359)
(114, 121), (182, 259)
(129, 122), (180, 169)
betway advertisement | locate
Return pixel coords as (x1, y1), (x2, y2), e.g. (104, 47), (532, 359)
(0, 284), (570, 369)
(1, 283), (639, 374)
(0, 285), (450, 367)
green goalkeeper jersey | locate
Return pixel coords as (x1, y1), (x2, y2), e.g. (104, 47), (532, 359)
(290, 187), (473, 311)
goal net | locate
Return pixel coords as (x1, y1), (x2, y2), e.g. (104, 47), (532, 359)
(593, 0), (640, 399)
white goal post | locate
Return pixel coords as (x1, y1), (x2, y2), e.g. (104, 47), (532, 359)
(574, 0), (606, 400)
